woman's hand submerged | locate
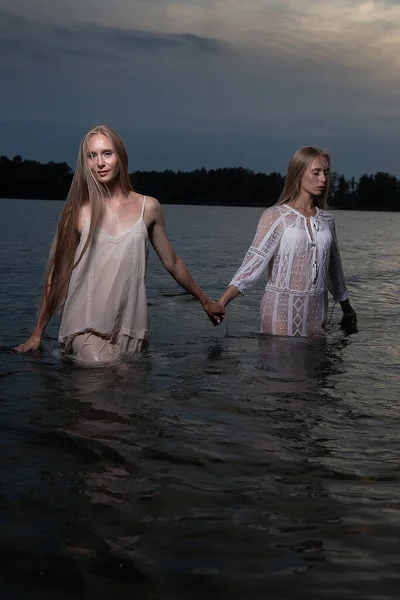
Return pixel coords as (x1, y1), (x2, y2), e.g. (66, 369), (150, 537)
(14, 333), (42, 353)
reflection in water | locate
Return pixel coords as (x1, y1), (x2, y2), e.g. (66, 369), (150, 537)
(62, 352), (153, 398)
(258, 334), (330, 385)
(1, 203), (400, 599)
(2, 335), (350, 598)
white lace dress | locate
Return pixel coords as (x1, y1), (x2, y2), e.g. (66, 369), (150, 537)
(229, 204), (349, 337)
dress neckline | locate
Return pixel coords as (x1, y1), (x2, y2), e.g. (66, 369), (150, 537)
(285, 204), (319, 219)
(83, 215), (147, 243)
(82, 195), (148, 242)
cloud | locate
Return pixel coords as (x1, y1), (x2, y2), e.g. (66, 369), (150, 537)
(0, 0), (399, 176)
(52, 24), (231, 56)
(137, 0), (400, 85)
(0, 5), (232, 63)
(0, 37), (48, 62)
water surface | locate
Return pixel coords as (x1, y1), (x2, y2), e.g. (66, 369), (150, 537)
(1, 199), (399, 599)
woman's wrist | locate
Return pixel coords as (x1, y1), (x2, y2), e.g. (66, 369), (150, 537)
(199, 294), (210, 308)
(31, 327), (43, 339)
(340, 299), (353, 313)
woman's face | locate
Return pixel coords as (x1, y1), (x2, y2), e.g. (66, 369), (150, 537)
(300, 156), (329, 198)
(86, 133), (120, 184)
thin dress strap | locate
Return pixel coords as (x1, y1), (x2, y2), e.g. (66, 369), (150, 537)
(141, 196), (147, 219)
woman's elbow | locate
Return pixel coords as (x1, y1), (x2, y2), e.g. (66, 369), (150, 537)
(162, 254), (180, 274)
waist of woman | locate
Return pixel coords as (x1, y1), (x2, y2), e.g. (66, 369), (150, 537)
(264, 284), (327, 296)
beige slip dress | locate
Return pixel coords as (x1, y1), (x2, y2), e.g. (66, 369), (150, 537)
(59, 196), (150, 365)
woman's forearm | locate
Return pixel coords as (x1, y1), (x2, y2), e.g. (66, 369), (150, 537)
(167, 256), (209, 306)
(32, 265), (55, 337)
(31, 288), (51, 337)
(218, 285), (241, 308)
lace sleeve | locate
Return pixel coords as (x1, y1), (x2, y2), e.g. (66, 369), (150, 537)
(328, 217), (349, 302)
(229, 208), (283, 294)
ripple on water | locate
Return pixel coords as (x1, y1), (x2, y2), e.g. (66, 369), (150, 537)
(1, 204), (400, 598)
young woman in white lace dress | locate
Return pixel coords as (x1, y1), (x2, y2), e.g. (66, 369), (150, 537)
(218, 147), (357, 337)
(15, 125), (224, 364)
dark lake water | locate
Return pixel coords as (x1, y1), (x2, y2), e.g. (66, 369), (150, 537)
(0, 199), (399, 599)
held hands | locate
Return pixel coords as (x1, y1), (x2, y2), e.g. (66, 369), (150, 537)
(202, 298), (225, 326)
(14, 333), (42, 353)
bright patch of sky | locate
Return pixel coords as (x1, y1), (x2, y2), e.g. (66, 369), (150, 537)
(1, 0), (399, 175)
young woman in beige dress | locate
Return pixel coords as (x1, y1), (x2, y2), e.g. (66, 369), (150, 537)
(15, 125), (224, 365)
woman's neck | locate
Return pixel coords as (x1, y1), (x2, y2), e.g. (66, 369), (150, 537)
(103, 182), (127, 208)
(289, 190), (315, 212)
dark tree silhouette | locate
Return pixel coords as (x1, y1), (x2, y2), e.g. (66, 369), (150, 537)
(0, 156), (72, 200)
(0, 156), (398, 210)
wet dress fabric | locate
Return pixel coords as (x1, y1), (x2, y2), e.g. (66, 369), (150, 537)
(59, 197), (149, 364)
(229, 204), (349, 337)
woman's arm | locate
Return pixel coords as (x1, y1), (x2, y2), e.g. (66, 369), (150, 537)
(147, 198), (224, 325)
(15, 207), (83, 352)
(14, 270), (53, 352)
(328, 217), (357, 330)
(219, 207), (283, 307)
(218, 285), (241, 309)
(339, 298), (357, 331)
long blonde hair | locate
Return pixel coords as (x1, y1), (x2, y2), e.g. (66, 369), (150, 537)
(276, 146), (331, 210)
(39, 125), (133, 328)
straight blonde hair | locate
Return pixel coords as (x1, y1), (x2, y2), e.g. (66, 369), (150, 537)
(39, 125), (134, 328)
(276, 146), (331, 210)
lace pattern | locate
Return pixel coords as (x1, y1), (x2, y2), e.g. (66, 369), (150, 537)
(229, 205), (349, 337)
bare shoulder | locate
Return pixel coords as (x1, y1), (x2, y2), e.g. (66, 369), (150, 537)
(128, 192), (159, 209)
(142, 195), (160, 212)
(141, 195), (164, 222)
(125, 192), (160, 219)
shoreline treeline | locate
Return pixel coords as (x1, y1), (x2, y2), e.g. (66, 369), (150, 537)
(0, 155), (399, 210)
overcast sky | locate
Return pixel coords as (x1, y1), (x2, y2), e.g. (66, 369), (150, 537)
(1, 0), (399, 176)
